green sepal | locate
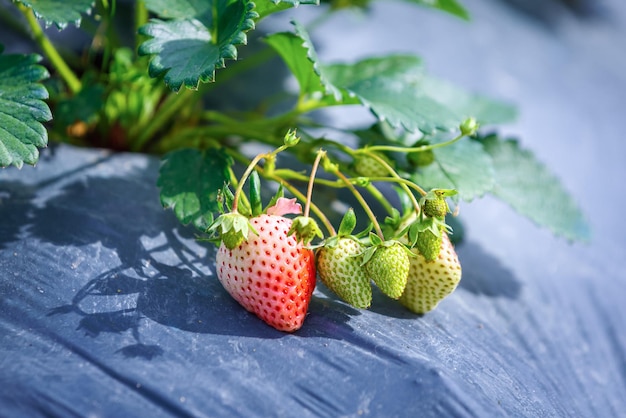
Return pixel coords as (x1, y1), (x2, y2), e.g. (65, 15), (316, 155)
(219, 185), (235, 213)
(337, 208), (357, 237)
(207, 212), (258, 249)
(288, 216), (323, 244)
(283, 129), (300, 147)
(369, 232), (383, 246)
(426, 188), (458, 199)
(360, 237), (414, 266)
(249, 170), (263, 216)
(406, 215), (450, 248)
(382, 208), (403, 239)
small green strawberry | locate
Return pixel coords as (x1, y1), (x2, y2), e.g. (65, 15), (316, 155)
(420, 188), (456, 219)
(317, 237), (371, 309)
(415, 225), (443, 262)
(362, 236), (411, 299)
(316, 209), (371, 308)
(399, 232), (462, 314)
(352, 153), (392, 178)
(423, 198), (448, 219)
(407, 215), (449, 262)
(407, 140), (435, 168)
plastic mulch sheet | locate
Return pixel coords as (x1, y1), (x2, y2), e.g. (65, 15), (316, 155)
(2, 1), (626, 416)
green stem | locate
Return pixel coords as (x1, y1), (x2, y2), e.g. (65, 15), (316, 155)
(134, 0), (148, 52)
(264, 170), (336, 236)
(365, 184), (395, 216)
(225, 149), (335, 235)
(361, 131), (466, 154)
(304, 150), (325, 218)
(19, 4), (82, 94)
(133, 89), (195, 151)
(140, 46), (280, 151)
(232, 153), (266, 213)
(364, 152), (423, 216)
(98, 0), (117, 73)
(333, 167), (384, 240)
(366, 176), (427, 197)
(272, 169), (340, 188)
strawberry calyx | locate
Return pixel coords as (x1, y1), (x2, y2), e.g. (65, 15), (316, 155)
(289, 216), (323, 245)
(315, 208), (368, 249)
(207, 212), (258, 250)
(361, 234), (414, 265)
(405, 208), (453, 261)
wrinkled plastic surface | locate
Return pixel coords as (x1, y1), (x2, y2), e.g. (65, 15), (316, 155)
(2, 0), (626, 416)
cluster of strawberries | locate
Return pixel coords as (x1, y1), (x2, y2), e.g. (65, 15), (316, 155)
(208, 144), (462, 332)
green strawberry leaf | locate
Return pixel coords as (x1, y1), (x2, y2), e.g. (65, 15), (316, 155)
(480, 135), (591, 242)
(138, 0), (257, 91)
(264, 31), (325, 97)
(144, 0), (212, 18)
(269, 23), (512, 134)
(325, 57), (515, 134)
(254, 0), (319, 19)
(401, 0), (469, 20)
(54, 83), (104, 128)
(249, 170), (263, 216)
(15, 0), (94, 28)
(291, 21), (343, 100)
(0, 50), (51, 169)
(411, 138), (495, 201)
(158, 148), (234, 231)
(417, 76), (517, 128)
(324, 55), (456, 133)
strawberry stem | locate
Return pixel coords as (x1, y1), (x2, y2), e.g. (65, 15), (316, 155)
(365, 184), (395, 216)
(257, 167), (336, 236)
(232, 153), (267, 213)
(332, 165), (385, 240)
(304, 150), (326, 218)
(360, 130), (468, 154)
(360, 151), (423, 216)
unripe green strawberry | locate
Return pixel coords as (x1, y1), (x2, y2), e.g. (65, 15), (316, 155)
(316, 237), (372, 309)
(415, 226), (443, 262)
(364, 242), (410, 299)
(407, 140), (435, 168)
(423, 197), (448, 219)
(352, 153), (391, 178)
(399, 233), (462, 314)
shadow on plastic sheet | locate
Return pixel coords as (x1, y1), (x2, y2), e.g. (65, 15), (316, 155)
(497, 0), (606, 26)
(455, 241), (522, 299)
(6, 149), (520, 358)
(6, 162), (353, 357)
(315, 239), (522, 320)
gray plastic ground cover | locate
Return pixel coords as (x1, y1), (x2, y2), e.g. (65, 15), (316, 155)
(2, 0), (626, 416)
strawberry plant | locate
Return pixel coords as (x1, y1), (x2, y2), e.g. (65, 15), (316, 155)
(1, 0), (591, 330)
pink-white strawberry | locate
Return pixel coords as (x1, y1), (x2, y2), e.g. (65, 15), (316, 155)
(399, 232), (462, 314)
(215, 198), (316, 332)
